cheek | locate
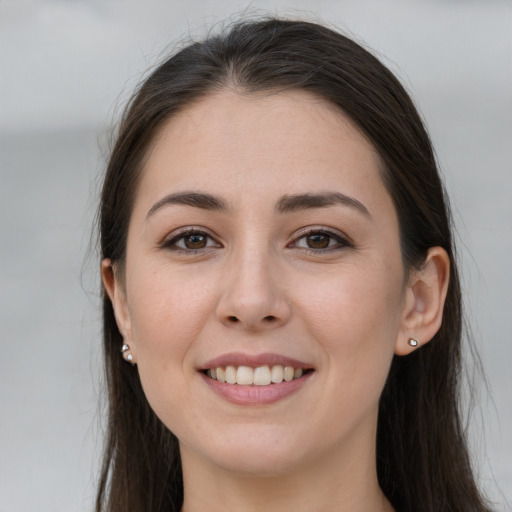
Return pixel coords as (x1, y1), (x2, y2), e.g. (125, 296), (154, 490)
(128, 260), (213, 339)
(301, 259), (403, 339)
(296, 261), (403, 394)
(125, 264), (215, 394)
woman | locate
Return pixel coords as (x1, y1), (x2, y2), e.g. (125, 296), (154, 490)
(96, 18), (491, 512)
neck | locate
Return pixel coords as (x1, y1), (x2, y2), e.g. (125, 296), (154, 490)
(179, 427), (393, 512)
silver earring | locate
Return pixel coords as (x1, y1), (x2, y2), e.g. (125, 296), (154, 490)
(121, 343), (135, 364)
(408, 338), (419, 348)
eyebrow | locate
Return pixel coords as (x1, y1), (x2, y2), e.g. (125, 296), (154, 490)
(276, 192), (370, 217)
(146, 190), (370, 219)
(147, 191), (229, 218)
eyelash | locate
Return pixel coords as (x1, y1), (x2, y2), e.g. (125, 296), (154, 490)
(161, 228), (221, 253)
(161, 226), (352, 254)
(289, 227), (352, 254)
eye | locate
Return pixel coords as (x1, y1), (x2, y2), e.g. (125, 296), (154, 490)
(302, 233), (332, 249)
(290, 228), (351, 252)
(162, 229), (221, 252)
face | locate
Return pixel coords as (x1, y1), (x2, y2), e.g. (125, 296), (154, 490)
(108, 89), (412, 476)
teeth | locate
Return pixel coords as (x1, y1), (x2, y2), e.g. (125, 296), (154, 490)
(271, 365), (284, 383)
(216, 367), (226, 383)
(236, 366), (253, 385)
(253, 365), (271, 386)
(205, 364), (308, 385)
(283, 366), (294, 382)
(225, 365), (237, 384)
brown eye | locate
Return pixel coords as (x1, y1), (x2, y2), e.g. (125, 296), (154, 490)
(184, 234), (208, 249)
(163, 229), (220, 252)
(291, 228), (350, 253)
(306, 234), (330, 249)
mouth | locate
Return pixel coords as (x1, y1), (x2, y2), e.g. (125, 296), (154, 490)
(202, 365), (315, 386)
(199, 353), (315, 405)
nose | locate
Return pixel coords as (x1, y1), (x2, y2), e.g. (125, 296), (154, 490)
(216, 249), (291, 331)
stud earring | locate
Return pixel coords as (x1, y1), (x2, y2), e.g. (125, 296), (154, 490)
(121, 343), (135, 364)
(407, 338), (419, 348)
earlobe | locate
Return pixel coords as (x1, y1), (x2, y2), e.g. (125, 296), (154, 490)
(101, 259), (135, 358)
(395, 247), (450, 356)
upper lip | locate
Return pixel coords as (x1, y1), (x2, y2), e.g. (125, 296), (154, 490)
(200, 352), (314, 370)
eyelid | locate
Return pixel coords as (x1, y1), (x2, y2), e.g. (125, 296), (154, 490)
(160, 226), (222, 251)
(288, 225), (353, 251)
(159, 225), (352, 253)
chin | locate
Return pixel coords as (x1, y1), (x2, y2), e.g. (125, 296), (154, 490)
(211, 449), (305, 477)
(181, 424), (312, 477)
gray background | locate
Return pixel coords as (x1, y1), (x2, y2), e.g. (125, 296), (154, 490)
(1, 1), (511, 510)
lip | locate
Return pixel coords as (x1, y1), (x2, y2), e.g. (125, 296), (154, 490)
(200, 371), (314, 405)
(198, 352), (315, 406)
(200, 352), (313, 370)
(197, 352), (315, 405)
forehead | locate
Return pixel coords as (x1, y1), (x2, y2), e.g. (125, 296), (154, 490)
(136, 88), (387, 213)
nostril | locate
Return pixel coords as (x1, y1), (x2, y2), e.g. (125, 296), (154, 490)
(227, 316), (239, 323)
(263, 315), (276, 322)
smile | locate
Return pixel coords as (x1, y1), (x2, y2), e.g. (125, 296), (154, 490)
(204, 365), (312, 385)
(199, 353), (315, 405)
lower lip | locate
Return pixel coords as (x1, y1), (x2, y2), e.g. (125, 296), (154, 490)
(201, 372), (313, 405)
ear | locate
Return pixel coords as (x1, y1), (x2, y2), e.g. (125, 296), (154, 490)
(395, 247), (450, 356)
(101, 259), (137, 360)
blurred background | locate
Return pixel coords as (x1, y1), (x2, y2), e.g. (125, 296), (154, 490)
(1, 0), (511, 510)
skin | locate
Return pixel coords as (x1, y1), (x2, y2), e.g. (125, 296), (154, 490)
(103, 89), (449, 512)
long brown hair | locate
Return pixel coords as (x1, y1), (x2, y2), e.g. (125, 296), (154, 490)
(96, 18), (491, 511)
